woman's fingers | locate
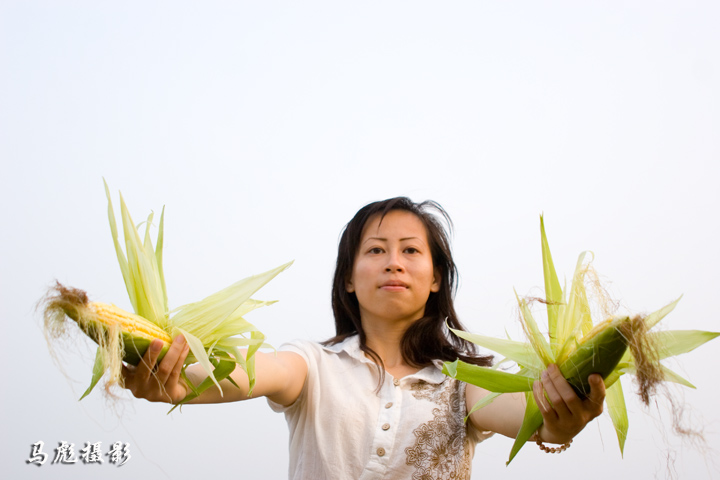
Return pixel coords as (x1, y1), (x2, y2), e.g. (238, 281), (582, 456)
(134, 338), (164, 384)
(121, 335), (189, 403)
(535, 365), (608, 443)
(538, 364), (576, 417)
(167, 343), (190, 392)
(584, 373), (606, 417)
(536, 365), (606, 418)
(533, 380), (551, 415)
(154, 335), (186, 385)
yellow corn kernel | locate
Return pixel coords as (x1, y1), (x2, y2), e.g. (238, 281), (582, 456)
(89, 302), (172, 343)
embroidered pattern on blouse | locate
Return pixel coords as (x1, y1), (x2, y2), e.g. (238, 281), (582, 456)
(404, 379), (472, 480)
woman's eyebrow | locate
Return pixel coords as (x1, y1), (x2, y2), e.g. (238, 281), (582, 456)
(363, 236), (422, 243)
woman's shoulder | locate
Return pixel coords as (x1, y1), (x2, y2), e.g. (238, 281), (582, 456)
(277, 338), (321, 359)
(277, 335), (358, 361)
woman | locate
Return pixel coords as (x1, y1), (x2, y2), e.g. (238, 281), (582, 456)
(123, 197), (605, 479)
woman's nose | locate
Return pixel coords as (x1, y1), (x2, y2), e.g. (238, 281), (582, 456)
(385, 252), (404, 272)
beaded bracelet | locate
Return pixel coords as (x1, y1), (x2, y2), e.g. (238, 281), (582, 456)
(535, 430), (572, 454)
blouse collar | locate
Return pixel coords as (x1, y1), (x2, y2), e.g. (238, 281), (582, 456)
(322, 334), (448, 384)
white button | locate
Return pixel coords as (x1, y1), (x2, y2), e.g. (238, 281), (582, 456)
(393, 378), (399, 386)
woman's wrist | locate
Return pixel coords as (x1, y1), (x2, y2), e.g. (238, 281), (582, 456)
(536, 424), (573, 446)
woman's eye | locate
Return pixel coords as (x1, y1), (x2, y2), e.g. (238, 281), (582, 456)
(368, 247), (384, 254)
(404, 247), (419, 254)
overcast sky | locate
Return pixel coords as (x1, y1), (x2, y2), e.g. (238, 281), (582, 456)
(2, 1), (719, 479)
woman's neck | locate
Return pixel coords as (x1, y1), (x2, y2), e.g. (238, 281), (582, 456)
(363, 320), (419, 379)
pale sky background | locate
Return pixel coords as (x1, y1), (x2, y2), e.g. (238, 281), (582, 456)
(1, 1), (719, 479)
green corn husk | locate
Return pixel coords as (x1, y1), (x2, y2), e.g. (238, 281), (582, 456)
(443, 215), (719, 465)
(43, 180), (292, 407)
(558, 316), (634, 399)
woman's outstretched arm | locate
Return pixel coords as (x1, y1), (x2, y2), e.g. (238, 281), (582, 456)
(122, 335), (308, 407)
(466, 364), (605, 444)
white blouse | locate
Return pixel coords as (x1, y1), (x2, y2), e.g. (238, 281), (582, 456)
(268, 335), (493, 480)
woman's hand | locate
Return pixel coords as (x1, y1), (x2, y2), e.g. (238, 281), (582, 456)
(533, 364), (606, 444)
(122, 335), (190, 404)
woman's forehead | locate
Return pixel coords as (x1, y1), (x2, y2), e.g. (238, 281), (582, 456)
(360, 210), (429, 241)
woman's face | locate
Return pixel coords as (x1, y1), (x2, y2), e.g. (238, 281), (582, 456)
(346, 210), (440, 327)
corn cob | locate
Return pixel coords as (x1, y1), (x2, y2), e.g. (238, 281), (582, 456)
(558, 316), (636, 399)
(443, 215), (719, 465)
(42, 283), (173, 399)
(42, 180), (292, 405)
(86, 302), (171, 365)
(444, 314), (635, 464)
(43, 283), (172, 362)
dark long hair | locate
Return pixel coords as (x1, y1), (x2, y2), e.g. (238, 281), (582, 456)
(326, 197), (492, 381)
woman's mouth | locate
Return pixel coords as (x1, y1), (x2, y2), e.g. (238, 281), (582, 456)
(380, 281), (408, 291)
